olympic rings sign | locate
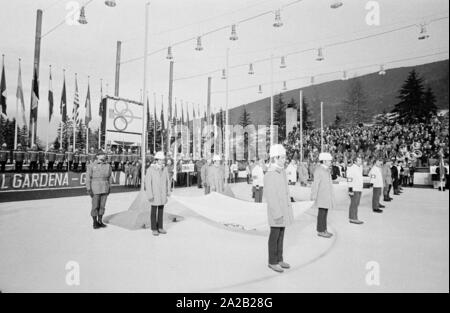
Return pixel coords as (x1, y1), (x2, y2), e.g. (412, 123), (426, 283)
(112, 100), (138, 131)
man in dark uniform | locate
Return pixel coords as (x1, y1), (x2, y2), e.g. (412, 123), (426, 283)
(0, 143), (9, 172)
(28, 144), (39, 172)
(46, 145), (57, 171)
(120, 149), (127, 170)
(13, 144), (25, 172)
(38, 149), (46, 171)
(56, 148), (65, 171)
(195, 159), (204, 188)
(85, 150), (112, 229)
(73, 148), (80, 172)
(65, 146), (74, 171)
(391, 158), (400, 195)
(80, 150), (88, 172)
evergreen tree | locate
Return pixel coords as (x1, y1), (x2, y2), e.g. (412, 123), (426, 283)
(272, 93), (286, 142)
(394, 70), (426, 123)
(294, 96), (314, 130)
(342, 79), (369, 125)
(239, 106), (252, 128)
(423, 86), (438, 119)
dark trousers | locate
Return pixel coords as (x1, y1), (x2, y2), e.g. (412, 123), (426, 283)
(268, 227), (285, 265)
(81, 163), (86, 172)
(114, 162), (119, 171)
(255, 187), (263, 203)
(197, 172), (202, 188)
(349, 191), (361, 220)
(47, 162), (54, 171)
(317, 208), (328, 233)
(73, 163), (79, 171)
(372, 187), (382, 210)
(383, 184), (392, 199)
(29, 161), (38, 172)
(151, 205), (164, 230)
(252, 186), (256, 198)
(393, 179), (400, 194)
(91, 194), (108, 217)
(15, 161), (23, 172)
(0, 161), (6, 172)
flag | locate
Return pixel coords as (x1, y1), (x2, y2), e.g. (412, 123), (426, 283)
(193, 103), (196, 119)
(30, 67), (39, 123)
(0, 59), (7, 118)
(186, 102), (190, 126)
(85, 82), (91, 126)
(16, 62), (26, 126)
(48, 68), (54, 122)
(98, 80), (103, 117)
(73, 75), (79, 124)
(160, 98), (165, 131)
(60, 76), (67, 123)
(181, 100), (185, 125)
(173, 138), (177, 182)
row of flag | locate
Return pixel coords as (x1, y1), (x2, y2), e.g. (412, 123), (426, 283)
(0, 58), (97, 129)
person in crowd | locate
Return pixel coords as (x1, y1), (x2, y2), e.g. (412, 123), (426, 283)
(56, 148), (65, 171)
(252, 159), (265, 203)
(201, 158), (212, 195)
(331, 160), (341, 180)
(311, 152), (335, 238)
(166, 158), (174, 190)
(369, 158), (385, 213)
(195, 158), (204, 189)
(408, 162), (416, 187)
(124, 161), (131, 187)
(383, 159), (394, 202)
(13, 144), (25, 172)
(79, 150), (88, 172)
(246, 161), (253, 185)
(297, 161), (309, 186)
(85, 150), (112, 229)
(144, 151), (171, 236)
(391, 159), (400, 195)
(65, 146), (74, 171)
(0, 143), (9, 172)
(28, 144), (39, 172)
(264, 144), (293, 273)
(73, 149), (80, 172)
(230, 161), (239, 183)
(286, 159), (297, 185)
(46, 145), (56, 172)
(347, 157), (364, 224)
(208, 155), (225, 193)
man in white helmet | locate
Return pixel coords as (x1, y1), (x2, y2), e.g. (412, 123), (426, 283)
(264, 144), (294, 273)
(144, 151), (171, 236)
(207, 155), (225, 193)
(311, 152), (335, 238)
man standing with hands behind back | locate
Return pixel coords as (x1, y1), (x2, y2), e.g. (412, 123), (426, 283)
(264, 144), (294, 273)
(86, 150), (112, 229)
(144, 151), (171, 236)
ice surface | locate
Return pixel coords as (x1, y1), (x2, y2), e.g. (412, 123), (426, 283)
(0, 183), (448, 292)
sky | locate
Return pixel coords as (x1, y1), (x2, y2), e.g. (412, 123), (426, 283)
(0, 0), (449, 141)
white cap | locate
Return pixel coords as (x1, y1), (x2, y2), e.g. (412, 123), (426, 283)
(213, 155), (222, 162)
(154, 151), (165, 160)
(269, 144), (286, 158)
(319, 152), (333, 161)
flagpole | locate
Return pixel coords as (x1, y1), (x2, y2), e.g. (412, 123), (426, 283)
(299, 89), (303, 163)
(99, 78), (103, 150)
(85, 76), (90, 154)
(270, 53), (274, 146)
(61, 69), (65, 150)
(140, 2), (150, 191)
(73, 73), (77, 151)
(225, 48), (229, 163)
(46, 65), (51, 152)
(320, 101), (324, 153)
(153, 92), (156, 153)
(14, 58), (19, 150)
(161, 94), (164, 151)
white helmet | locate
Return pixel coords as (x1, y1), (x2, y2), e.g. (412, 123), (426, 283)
(269, 144), (286, 158)
(213, 155), (221, 162)
(319, 152), (333, 161)
(154, 151), (165, 160)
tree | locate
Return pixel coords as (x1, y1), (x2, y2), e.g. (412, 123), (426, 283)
(342, 79), (369, 125)
(423, 86), (437, 119)
(239, 106), (252, 128)
(293, 96), (314, 130)
(272, 93), (286, 142)
(394, 70), (427, 123)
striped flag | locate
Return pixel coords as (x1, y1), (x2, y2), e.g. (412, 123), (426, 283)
(72, 75), (80, 124)
(48, 67), (54, 122)
(85, 81), (91, 126)
(16, 61), (26, 126)
(0, 57), (7, 118)
(60, 75), (67, 123)
(30, 67), (39, 123)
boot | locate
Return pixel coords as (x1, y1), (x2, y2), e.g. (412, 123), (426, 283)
(378, 204), (386, 208)
(92, 216), (100, 229)
(268, 264), (284, 273)
(97, 215), (107, 228)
